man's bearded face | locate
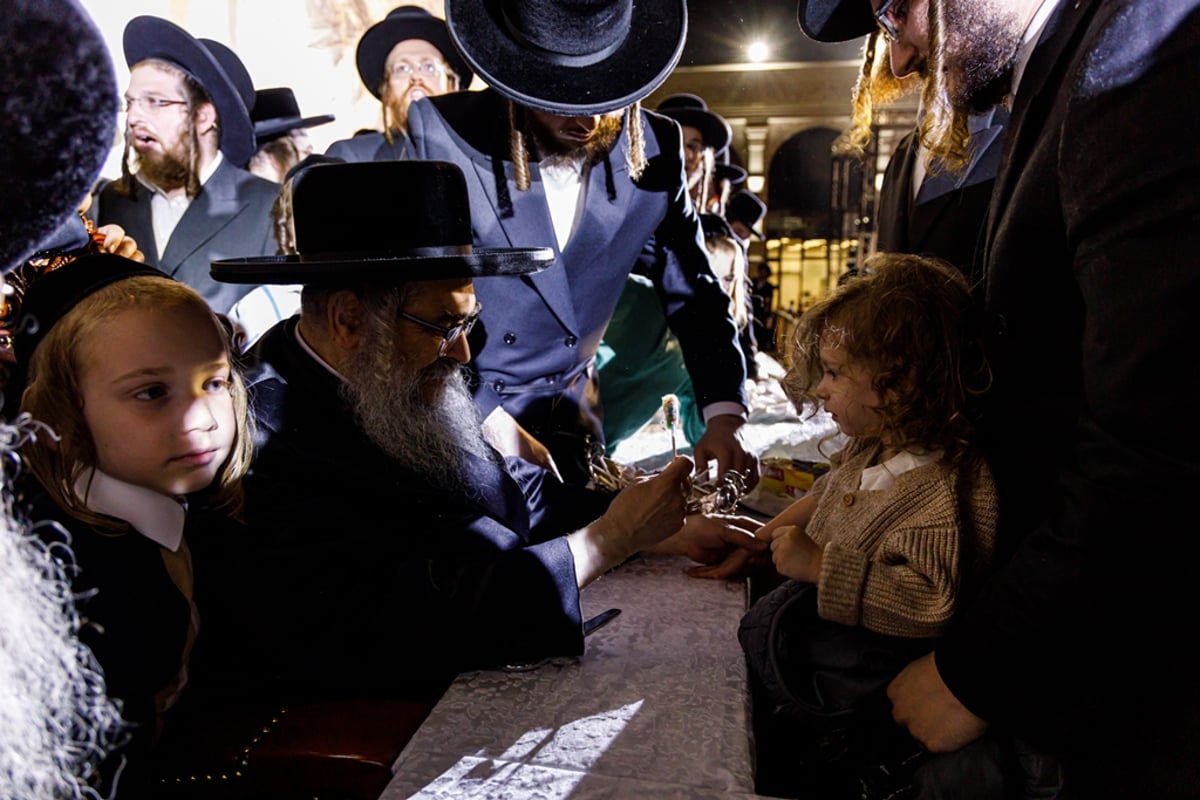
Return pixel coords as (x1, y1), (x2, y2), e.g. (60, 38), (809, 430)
(340, 292), (494, 498)
(526, 108), (624, 163)
(936, 0), (1024, 112)
(383, 38), (456, 131)
(125, 63), (195, 191)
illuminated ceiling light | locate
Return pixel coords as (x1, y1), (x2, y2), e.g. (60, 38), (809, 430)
(747, 40), (769, 63)
(748, 175), (765, 193)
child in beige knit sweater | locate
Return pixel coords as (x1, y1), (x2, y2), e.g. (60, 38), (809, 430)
(709, 253), (1000, 798)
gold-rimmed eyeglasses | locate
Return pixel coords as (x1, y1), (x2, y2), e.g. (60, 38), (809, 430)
(123, 95), (189, 113)
(387, 60), (446, 79)
(874, 0), (909, 43)
(399, 303), (482, 356)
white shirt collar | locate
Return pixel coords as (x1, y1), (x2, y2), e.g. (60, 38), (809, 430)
(859, 449), (942, 491)
(73, 467), (187, 551)
(1011, 0), (1066, 98)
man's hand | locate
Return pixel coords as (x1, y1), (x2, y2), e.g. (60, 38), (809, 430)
(769, 525), (823, 583)
(692, 414), (758, 488)
(888, 652), (989, 752)
(652, 513), (768, 565)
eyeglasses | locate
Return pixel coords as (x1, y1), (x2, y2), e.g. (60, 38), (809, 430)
(387, 60), (447, 79)
(874, 0), (909, 43)
(123, 95), (189, 113)
(399, 304), (482, 356)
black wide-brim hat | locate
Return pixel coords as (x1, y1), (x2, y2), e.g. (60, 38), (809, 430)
(445, 0), (687, 116)
(727, 190), (767, 239)
(1, 0), (118, 274)
(797, 0), (874, 43)
(212, 161), (553, 285)
(356, 6), (475, 99)
(714, 162), (748, 187)
(124, 16), (256, 167)
(252, 87), (335, 144)
(655, 93), (732, 155)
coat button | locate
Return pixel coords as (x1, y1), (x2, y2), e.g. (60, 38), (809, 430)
(842, 493), (855, 507)
(494, 380), (505, 392)
(564, 335), (578, 347)
(503, 332), (517, 344)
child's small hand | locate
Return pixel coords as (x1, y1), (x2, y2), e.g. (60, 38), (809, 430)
(770, 525), (823, 583)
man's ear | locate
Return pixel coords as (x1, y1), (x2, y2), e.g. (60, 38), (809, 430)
(327, 290), (365, 352)
(195, 101), (219, 137)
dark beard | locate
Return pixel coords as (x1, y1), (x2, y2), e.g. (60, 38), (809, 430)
(131, 136), (193, 192)
(341, 346), (496, 499)
(941, 0), (1022, 113)
(527, 113), (623, 167)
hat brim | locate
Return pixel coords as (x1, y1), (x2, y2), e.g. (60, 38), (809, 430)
(714, 163), (748, 185)
(445, 0), (686, 116)
(356, 14), (475, 99)
(797, 0), (874, 43)
(212, 247), (554, 285)
(254, 114), (336, 143)
(124, 16), (255, 166)
(658, 107), (731, 154)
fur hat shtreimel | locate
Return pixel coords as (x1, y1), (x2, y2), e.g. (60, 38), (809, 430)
(0, 0), (118, 274)
(445, 0), (687, 115)
(123, 16), (256, 167)
(212, 160), (553, 285)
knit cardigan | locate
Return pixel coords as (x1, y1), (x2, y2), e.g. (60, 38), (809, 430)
(805, 438), (998, 638)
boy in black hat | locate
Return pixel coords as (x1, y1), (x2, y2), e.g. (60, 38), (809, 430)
(408, 0), (757, 488)
(325, 6), (473, 162)
(90, 16), (279, 315)
(655, 93), (734, 213)
(196, 160), (761, 708)
(248, 86), (335, 183)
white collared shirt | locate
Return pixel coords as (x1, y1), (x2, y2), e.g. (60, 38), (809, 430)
(540, 154), (589, 251)
(72, 467), (187, 551)
(859, 449), (942, 491)
(138, 151), (224, 260)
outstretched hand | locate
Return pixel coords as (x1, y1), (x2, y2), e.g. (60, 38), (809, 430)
(654, 513), (768, 565)
(602, 456), (695, 556)
(692, 414), (759, 488)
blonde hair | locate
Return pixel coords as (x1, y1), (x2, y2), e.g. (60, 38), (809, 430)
(705, 235), (749, 330)
(834, 33), (922, 160)
(918, 0), (971, 173)
(19, 277), (254, 531)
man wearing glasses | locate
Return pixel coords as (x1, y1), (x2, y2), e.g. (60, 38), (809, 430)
(325, 6), (473, 163)
(91, 16), (278, 314)
(801, 0), (1200, 797)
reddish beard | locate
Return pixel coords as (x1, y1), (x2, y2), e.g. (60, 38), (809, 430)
(129, 127), (195, 192)
(527, 113), (623, 166)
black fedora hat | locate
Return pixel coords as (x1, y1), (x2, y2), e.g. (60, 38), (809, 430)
(445, 0), (687, 116)
(356, 6), (474, 99)
(714, 161), (748, 188)
(656, 93), (732, 155)
(123, 16), (255, 167)
(797, 0), (874, 43)
(1, 0), (118, 275)
(726, 190), (767, 239)
(252, 88), (335, 145)
(212, 161), (554, 285)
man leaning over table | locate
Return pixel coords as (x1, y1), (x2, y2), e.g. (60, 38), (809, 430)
(186, 160), (767, 710)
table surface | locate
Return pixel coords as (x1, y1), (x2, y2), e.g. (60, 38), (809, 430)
(378, 554), (771, 800)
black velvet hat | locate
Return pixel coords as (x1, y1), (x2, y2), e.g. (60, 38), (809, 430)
(123, 17), (256, 167)
(726, 190), (767, 239)
(714, 161), (748, 188)
(252, 88), (336, 144)
(13, 254), (167, 364)
(797, 0), (874, 42)
(445, 0), (687, 115)
(656, 93), (732, 156)
(212, 161), (553, 285)
(700, 213), (738, 241)
(356, 6), (475, 99)
(0, 0), (118, 275)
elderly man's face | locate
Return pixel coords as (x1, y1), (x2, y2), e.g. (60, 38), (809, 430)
(395, 278), (476, 375)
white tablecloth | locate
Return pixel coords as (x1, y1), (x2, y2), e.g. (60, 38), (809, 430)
(379, 555), (764, 799)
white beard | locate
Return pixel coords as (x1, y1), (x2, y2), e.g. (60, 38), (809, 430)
(0, 415), (124, 799)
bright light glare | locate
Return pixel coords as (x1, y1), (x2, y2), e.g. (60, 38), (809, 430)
(748, 175), (765, 193)
(747, 41), (769, 62)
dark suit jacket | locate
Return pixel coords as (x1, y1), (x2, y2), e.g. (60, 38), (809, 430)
(324, 130), (410, 162)
(92, 158), (278, 313)
(875, 108), (1007, 276)
(406, 90), (746, 457)
(933, 2), (1200, 794)
(189, 318), (610, 705)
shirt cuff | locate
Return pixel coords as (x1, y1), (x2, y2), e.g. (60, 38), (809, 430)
(701, 402), (748, 423)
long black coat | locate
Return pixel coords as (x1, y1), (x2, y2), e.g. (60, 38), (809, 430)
(932, 1), (1200, 795)
(190, 318), (610, 704)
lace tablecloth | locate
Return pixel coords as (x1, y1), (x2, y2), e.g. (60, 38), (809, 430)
(378, 554), (761, 799)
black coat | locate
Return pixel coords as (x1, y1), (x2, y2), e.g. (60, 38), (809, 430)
(934, 1), (1200, 795)
(190, 319), (611, 705)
